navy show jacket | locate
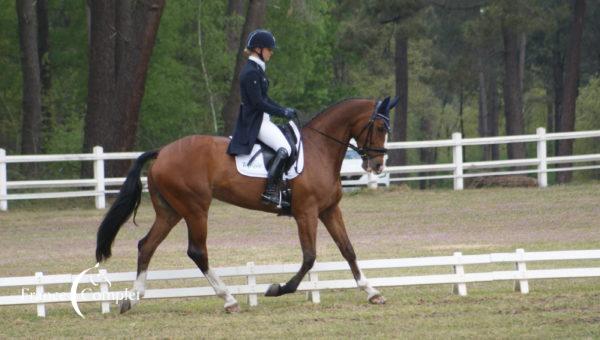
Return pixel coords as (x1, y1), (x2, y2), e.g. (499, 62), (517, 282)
(226, 59), (287, 155)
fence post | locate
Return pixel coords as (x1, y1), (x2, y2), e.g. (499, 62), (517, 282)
(0, 148), (7, 211)
(99, 269), (110, 314)
(35, 272), (46, 317)
(452, 252), (467, 296)
(514, 248), (529, 294)
(536, 127), (548, 188)
(306, 272), (320, 303)
(452, 133), (464, 190)
(93, 146), (106, 209)
(367, 172), (377, 190)
(246, 262), (257, 306)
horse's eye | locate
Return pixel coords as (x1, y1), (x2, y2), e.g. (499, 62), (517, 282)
(377, 127), (386, 133)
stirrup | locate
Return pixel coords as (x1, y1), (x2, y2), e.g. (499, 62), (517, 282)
(261, 191), (290, 209)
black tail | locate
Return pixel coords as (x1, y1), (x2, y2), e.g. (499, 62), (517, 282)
(95, 150), (159, 263)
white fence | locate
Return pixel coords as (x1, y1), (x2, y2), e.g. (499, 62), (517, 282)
(386, 127), (600, 190)
(1, 248), (599, 317)
(1, 127), (600, 211)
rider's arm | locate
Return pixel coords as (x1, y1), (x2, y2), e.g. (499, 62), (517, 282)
(243, 71), (287, 118)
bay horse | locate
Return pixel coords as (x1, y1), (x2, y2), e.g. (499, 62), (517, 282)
(95, 97), (398, 313)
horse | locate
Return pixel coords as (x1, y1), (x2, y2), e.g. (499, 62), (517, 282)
(95, 97), (398, 313)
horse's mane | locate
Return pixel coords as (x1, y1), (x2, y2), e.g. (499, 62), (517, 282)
(303, 97), (369, 127)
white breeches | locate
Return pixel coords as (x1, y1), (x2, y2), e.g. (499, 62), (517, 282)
(258, 114), (292, 155)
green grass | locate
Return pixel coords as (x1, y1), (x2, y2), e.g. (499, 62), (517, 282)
(0, 184), (599, 338)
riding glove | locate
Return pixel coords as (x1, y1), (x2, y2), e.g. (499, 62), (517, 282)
(284, 108), (297, 119)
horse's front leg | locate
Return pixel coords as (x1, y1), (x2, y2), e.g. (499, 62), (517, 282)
(319, 204), (385, 304)
(265, 212), (318, 297)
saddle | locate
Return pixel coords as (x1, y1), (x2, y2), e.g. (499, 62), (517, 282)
(233, 121), (304, 215)
(248, 123), (299, 173)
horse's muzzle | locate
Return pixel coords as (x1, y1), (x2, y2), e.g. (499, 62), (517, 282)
(363, 159), (384, 174)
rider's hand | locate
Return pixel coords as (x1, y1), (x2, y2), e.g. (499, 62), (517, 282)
(283, 108), (297, 119)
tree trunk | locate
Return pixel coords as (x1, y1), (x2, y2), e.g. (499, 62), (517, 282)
(83, 0), (165, 176)
(225, 0), (245, 53)
(16, 0), (43, 156)
(518, 33), (526, 98)
(487, 65), (500, 160)
(221, 0), (267, 136)
(557, 0), (586, 183)
(83, 0), (117, 157)
(551, 36), (564, 154)
(477, 56), (489, 160)
(390, 31), (408, 166)
(37, 0), (51, 151)
(502, 23), (526, 159)
(115, 0), (165, 152)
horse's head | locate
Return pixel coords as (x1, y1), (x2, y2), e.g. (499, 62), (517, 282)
(350, 97), (399, 174)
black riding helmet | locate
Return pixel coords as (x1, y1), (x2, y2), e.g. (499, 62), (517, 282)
(246, 29), (276, 50)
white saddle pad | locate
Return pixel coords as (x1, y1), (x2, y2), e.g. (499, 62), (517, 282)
(235, 121), (304, 180)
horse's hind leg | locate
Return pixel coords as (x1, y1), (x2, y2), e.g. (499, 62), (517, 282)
(319, 205), (385, 304)
(185, 211), (240, 313)
(120, 195), (181, 314)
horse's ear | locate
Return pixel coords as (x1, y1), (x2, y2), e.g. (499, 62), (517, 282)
(377, 97), (390, 113)
(387, 96), (399, 112)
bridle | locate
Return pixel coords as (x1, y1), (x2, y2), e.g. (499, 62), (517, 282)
(303, 102), (390, 162)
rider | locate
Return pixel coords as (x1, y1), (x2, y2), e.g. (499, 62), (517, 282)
(226, 29), (297, 207)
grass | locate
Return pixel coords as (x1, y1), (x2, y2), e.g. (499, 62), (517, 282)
(0, 183), (599, 338)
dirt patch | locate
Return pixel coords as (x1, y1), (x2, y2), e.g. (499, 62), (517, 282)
(467, 175), (538, 188)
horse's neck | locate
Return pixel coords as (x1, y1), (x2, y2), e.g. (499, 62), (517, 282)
(303, 101), (369, 173)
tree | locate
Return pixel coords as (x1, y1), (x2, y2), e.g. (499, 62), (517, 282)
(557, 0), (586, 183)
(393, 30), (409, 166)
(501, 22), (526, 159)
(16, 0), (42, 155)
(221, 0), (266, 135)
(366, 0), (426, 166)
(225, 0), (245, 53)
(37, 0), (51, 151)
(83, 0), (165, 175)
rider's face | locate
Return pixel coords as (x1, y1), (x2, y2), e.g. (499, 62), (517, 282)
(261, 48), (273, 62)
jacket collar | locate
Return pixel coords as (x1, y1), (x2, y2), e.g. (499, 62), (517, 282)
(248, 55), (266, 72)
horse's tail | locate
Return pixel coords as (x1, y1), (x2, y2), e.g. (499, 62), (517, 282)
(95, 150), (159, 263)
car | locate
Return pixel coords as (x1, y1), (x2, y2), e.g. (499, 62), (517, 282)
(340, 139), (390, 188)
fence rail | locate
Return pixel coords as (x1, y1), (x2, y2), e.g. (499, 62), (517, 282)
(1, 127), (600, 211)
(0, 248), (599, 317)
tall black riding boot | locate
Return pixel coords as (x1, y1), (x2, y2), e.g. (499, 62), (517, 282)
(261, 148), (289, 207)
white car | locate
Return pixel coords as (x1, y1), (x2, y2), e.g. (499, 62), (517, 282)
(340, 140), (390, 188)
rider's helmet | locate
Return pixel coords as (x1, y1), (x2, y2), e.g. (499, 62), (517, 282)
(246, 29), (276, 50)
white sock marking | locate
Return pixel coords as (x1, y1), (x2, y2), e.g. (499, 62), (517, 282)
(205, 269), (238, 308)
(357, 271), (380, 300)
(133, 271), (147, 298)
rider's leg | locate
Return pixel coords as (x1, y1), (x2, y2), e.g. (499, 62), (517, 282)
(257, 114), (292, 155)
(257, 115), (292, 206)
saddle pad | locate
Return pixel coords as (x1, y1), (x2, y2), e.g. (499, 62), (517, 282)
(235, 121), (304, 179)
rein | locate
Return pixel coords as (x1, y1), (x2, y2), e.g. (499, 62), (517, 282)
(297, 104), (390, 161)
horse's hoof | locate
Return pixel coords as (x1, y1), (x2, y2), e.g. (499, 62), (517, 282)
(264, 283), (281, 297)
(225, 303), (241, 313)
(369, 294), (386, 305)
(119, 299), (132, 314)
